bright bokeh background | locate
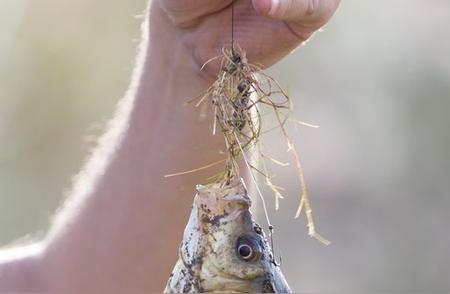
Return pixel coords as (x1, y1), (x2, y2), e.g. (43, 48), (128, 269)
(1, 0), (449, 292)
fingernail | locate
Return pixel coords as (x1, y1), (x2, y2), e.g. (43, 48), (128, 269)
(254, 0), (282, 17)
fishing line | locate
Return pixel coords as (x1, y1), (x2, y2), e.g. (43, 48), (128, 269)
(234, 133), (281, 265)
(228, 2), (269, 226)
(229, 1), (280, 263)
(233, 133), (271, 228)
(231, 0), (235, 55)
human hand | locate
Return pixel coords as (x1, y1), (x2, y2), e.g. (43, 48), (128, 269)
(153, 0), (340, 79)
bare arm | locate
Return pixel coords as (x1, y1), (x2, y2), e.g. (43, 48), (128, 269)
(0, 0), (339, 291)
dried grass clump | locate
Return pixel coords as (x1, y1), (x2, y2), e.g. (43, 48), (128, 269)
(169, 47), (329, 244)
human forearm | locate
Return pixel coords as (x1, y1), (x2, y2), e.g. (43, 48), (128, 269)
(41, 5), (223, 292)
(0, 0), (340, 290)
(0, 245), (45, 291)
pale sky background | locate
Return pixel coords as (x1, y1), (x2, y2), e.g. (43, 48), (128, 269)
(1, 0), (450, 292)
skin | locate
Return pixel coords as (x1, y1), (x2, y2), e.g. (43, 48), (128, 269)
(0, 0), (339, 292)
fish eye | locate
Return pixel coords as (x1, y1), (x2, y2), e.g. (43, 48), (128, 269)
(238, 244), (253, 260)
(236, 236), (261, 262)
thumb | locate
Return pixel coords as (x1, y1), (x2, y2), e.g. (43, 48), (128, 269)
(252, 0), (340, 23)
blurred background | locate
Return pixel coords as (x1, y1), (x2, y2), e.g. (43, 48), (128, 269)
(1, 0), (449, 292)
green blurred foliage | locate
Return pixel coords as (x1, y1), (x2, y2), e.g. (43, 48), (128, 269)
(1, 0), (450, 292)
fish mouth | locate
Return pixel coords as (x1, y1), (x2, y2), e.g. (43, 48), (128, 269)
(261, 268), (292, 293)
(202, 290), (254, 293)
(200, 278), (291, 293)
(203, 259), (291, 293)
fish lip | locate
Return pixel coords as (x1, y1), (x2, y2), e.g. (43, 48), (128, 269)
(203, 291), (251, 293)
(202, 290), (253, 293)
(203, 260), (291, 293)
(263, 267), (292, 293)
(202, 260), (261, 292)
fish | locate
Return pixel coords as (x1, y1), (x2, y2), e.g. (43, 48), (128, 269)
(164, 178), (291, 293)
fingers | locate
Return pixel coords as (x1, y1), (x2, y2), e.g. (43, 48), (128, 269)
(161, 0), (232, 27)
(252, 0), (340, 24)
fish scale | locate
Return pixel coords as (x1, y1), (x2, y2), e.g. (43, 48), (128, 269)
(164, 178), (291, 293)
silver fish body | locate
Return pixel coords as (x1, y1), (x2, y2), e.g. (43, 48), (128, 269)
(164, 178), (291, 293)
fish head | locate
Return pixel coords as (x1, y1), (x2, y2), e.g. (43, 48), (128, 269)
(171, 178), (291, 293)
